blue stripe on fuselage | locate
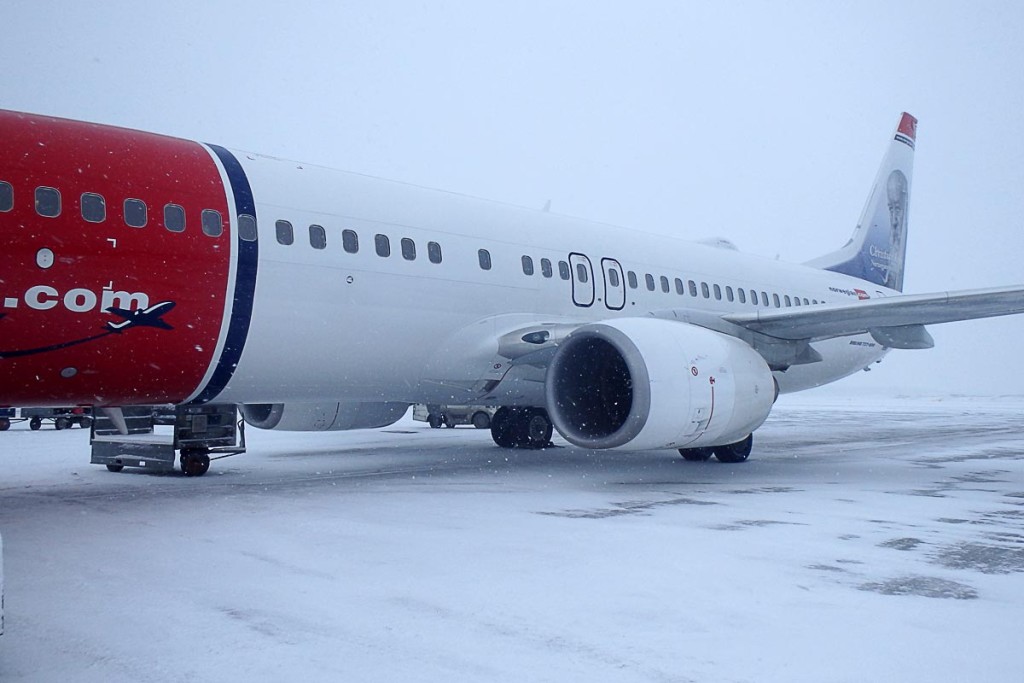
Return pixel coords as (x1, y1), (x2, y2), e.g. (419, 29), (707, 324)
(193, 144), (259, 404)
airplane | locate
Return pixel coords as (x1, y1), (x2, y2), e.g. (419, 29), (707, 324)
(106, 301), (176, 332)
(2, 108), (1023, 473)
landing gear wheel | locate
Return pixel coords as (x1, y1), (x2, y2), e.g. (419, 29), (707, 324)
(490, 407), (516, 448)
(679, 447), (713, 462)
(0, 418), (9, 431)
(471, 411), (491, 430)
(30, 417), (42, 430)
(180, 449), (211, 476)
(55, 416), (71, 430)
(106, 464), (124, 473)
(428, 414), (443, 429)
(517, 409), (553, 449)
(713, 434), (754, 463)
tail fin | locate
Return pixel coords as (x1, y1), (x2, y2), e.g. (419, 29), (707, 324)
(806, 112), (917, 292)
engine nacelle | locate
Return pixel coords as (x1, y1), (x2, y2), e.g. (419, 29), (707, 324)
(241, 402), (407, 431)
(545, 319), (775, 451)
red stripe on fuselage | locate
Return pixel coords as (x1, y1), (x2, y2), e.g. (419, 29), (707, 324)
(0, 110), (230, 406)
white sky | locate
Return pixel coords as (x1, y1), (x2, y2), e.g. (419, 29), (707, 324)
(2, 1), (1023, 395)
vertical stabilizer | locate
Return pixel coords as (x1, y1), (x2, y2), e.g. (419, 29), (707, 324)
(806, 112), (917, 291)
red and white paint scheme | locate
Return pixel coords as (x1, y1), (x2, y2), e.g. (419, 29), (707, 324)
(2, 109), (1023, 459)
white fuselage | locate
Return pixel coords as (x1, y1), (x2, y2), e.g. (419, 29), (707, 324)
(212, 151), (890, 406)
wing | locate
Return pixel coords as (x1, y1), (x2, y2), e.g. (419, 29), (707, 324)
(723, 285), (1024, 348)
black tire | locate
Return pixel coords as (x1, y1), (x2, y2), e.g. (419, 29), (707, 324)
(77, 416), (93, 429)
(516, 408), (552, 449)
(428, 414), (443, 429)
(679, 447), (713, 461)
(490, 407), (516, 448)
(471, 411), (491, 430)
(29, 417), (42, 430)
(0, 417), (9, 431)
(181, 449), (211, 476)
(106, 464), (125, 473)
(713, 434), (754, 463)
(55, 416), (71, 430)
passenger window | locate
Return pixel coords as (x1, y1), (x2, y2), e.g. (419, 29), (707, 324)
(627, 271), (638, 289)
(541, 258), (552, 278)
(342, 229), (359, 253)
(238, 214), (258, 241)
(608, 268), (620, 288)
(375, 234), (391, 257)
(203, 209), (224, 237)
(309, 224), (327, 249)
(81, 193), (105, 223)
(124, 198), (147, 228)
(35, 187), (60, 218)
(726, 286), (734, 302)
(688, 280), (698, 297)
(713, 284), (722, 300)
(645, 274), (655, 291)
(701, 282), (710, 298)
(164, 203), (185, 232)
(750, 289), (758, 305)
(276, 220), (294, 245)
(803, 298), (810, 306)
(522, 255), (534, 275)
(660, 276), (670, 293)
(794, 296), (802, 306)
(761, 291), (769, 306)
(401, 237), (416, 260)
(0, 181), (12, 212)
(558, 260), (570, 280)
(773, 293), (781, 307)
(738, 288), (747, 304)
(675, 278), (684, 295)
(428, 241), (442, 264)
(479, 249), (492, 270)
(784, 295), (792, 307)
(576, 263), (589, 283)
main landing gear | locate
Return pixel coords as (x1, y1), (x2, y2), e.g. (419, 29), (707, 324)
(679, 433), (754, 463)
(490, 407), (553, 449)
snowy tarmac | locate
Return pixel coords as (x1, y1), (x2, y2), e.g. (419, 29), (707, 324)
(1, 395), (1023, 682)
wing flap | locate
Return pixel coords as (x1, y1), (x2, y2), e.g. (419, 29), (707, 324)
(723, 286), (1024, 341)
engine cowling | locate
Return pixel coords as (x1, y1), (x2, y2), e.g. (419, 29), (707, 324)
(545, 318), (775, 451)
(241, 402), (407, 431)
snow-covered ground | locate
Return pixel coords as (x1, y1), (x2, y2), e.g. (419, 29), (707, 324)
(1, 395), (1023, 682)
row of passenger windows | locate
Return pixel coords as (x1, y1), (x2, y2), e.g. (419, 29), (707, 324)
(274, 220), (443, 264)
(0, 181), (227, 237)
(509, 252), (821, 308)
(3, 180), (821, 309)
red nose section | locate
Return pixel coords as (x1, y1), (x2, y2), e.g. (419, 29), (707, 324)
(0, 111), (231, 406)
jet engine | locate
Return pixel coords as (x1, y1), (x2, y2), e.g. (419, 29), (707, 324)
(241, 401), (407, 431)
(545, 318), (775, 451)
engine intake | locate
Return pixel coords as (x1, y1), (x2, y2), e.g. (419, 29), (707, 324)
(545, 319), (775, 451)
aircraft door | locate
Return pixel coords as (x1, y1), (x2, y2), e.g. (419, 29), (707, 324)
(568, 252), (595, 307)
(601, 258), (626, 310)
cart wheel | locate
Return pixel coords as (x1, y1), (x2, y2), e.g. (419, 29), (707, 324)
(180, 449), (211, 476)
(30, 417), (42, 430)
(0, 418), (10, 431)
(55, 417), (71, 430)
(428, 414), (443, 429)
(106, 464), (125, 473)
(77, 416), (93, 429)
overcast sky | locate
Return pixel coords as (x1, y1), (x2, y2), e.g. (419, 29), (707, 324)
(3, 1), (1023, 395)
